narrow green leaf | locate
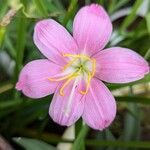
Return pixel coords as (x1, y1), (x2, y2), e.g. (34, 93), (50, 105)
(144, 48), (150, 60)
(108, 0), (117, 13)
(108, 74), (150, 90)
(75, 119), (83, 138)
(146, 12), (150, 34)
(116, 96), (150, 104)
(14, 11), (27, 83)
(96, 0), (104, 5)
(52, 0), (65, 11)
(0, 0), (8, 19)
(15, 130), (150, 149)
(123, 103), (140, 142)
(13, 137), (57, 150)
(63, 0), (78, 26)
(72, 124), (89, 150)
(114, 0), (129, 12)
(0, 83), (13, 94)
(0, 26), (6, 47)
(85, 140), (150, 148)
(33, 0), (49, 17)
(121, 0), (143, 31)
(4, 35), (16, 58)
(0, 99), (22, 109)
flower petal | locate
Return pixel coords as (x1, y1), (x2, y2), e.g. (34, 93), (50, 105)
(93, 47), (150, 83)
(49, 78), (84, 126)
(34, 19), (78, 65)
(73, 4), (112, 56)
(16, 59), (61, 98)
(82, 78), (116, 130)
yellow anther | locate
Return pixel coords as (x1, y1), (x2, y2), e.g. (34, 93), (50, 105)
(48, 53), (96, 96)
(63, 53), (91, 60)
(79, 73), (92, 95)
(48, 73), (73, 82)
(59, 74), (78, 96)
(62, 58), (77, 71)
(91, 58), (96, 77)
(79, 58), (96, 95)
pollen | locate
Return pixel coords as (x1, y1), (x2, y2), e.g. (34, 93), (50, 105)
(48, 53), (96, 96)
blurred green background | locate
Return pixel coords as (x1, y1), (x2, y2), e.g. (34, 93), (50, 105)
(0, 0), (150, 149)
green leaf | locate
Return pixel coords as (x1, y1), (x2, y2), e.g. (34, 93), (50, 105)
(4, 35), (16, 58)
(13, 137), (57, 150)
(15, 130), (150, 149)
(14, 10), (27, 83)
(108, 74), (150, 90)
(72, 124), (89, 150)
(0, 26), (6, 47)
(0, 98), (22, 109)
(116, 96), (150, 104)
(114, 0), (129, 13)
(0, 0), (8, 19)
(85, 140), (150, 148)
(120, 0), (143, 31)
(146, 12), (150, 34)
(123, 104), (140, 141)
(96, 0), (104, 5)
(33, 0), (49, 17)
(75, 119), (83, 138)
(63, 0), (78, 26)
(0, 83), (13, 94)
(144, 48), (150, 60)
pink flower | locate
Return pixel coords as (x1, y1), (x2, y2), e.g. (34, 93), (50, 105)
(16, 4), (149, 130)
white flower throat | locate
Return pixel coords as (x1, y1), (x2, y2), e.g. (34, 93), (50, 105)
(48, 54), (96, 96)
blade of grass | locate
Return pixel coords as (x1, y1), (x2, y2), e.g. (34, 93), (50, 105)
(96, 0), (104, 5)
(4, 35), (16, 58)
(52, 0), (65, 11)
(72, 124), (89, 150)
(0, 83), (13, 94)
(63, 0), (78, 26)
(116, 96), (150, 104)
(0, 26), (5, 47)
(85, 140), (150, 149)
(123, 104), (140, 140)
(113, 0), (129, 13)
(121, 86), (141, 150)
(16, 129), (150, 149)
(13, 137), (57, 150)
(146, 12), (150, 34)
(0, 98), (22, 109)
(75, 119), (83, 138)
(120, 0), (143, 31)
(0, 0), (8, 19)
(33, 0), (49, 17)
(108, 74), (150, 90)
(14, 11), (27, 83)
(144, 48), (150, 60)
(108, 0), (117, 14)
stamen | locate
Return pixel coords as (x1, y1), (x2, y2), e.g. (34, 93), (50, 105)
(63, 53), (91, 60)
(91, 58), (96, 77)
(79, 72), (92, 95)
(62, 57), (77, 71)
(48, 53), (96, 96)
(48, 73), (73, 81)
(59, 68), (82, 96)
(63, 77), (79, 116)
(79, 59), (96, 95)
(60, 74), (77, 96)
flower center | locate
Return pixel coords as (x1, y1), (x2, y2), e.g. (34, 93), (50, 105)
(48, 54), (96, 96)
